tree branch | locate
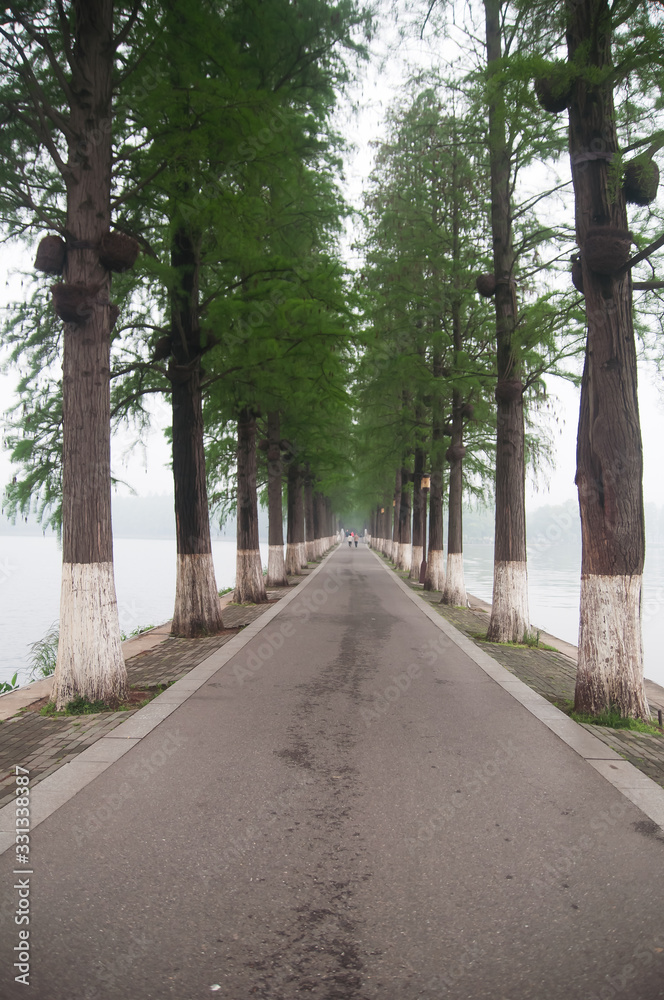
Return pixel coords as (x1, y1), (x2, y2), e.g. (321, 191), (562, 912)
(5, 6), (74, 106)
(113, 0), (142, 49)
(623, 231), (664, 272)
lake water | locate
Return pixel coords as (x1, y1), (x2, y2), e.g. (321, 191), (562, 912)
(1, 536), (663, 690)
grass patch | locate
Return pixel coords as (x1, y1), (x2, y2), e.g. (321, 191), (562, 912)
(569, 707), (663, 736)
(470, 630), (558, 652)
(41, 696), (110, 717)
(218, 586), (234, 596)
(39, 684), (170, 718)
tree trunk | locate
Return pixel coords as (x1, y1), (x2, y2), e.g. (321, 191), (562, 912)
(410, 446), (425, 580)
(442, 394), (468, 606)
(169, 225), (224, 636)
(233, 408), (267, 603)
(266, 412), (288, 587)
(383, 501), (392, 557)
(425, 343), (445, 592)
(314, 491), (325, 558)
(303, 469), (316, 561)
(391, 468), (401, 563)
(397, 466), (412, 573)
(325, 497), (334, 549)
(286, 460), (305, 575)
(567, 0), (648, 718)
(484, 0), (530, 643)
(54, 0), (127, 709)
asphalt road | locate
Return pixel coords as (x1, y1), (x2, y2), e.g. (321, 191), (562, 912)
(1, 544), (664, 999)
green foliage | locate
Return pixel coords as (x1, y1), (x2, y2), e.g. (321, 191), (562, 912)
(28, 621), (59, 680)
(1, 0), (372, 525)
(0, 672), (19, 694)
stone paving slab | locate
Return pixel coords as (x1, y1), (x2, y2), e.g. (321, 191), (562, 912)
(0, 570), (316, 811)
(385, 559), (664, 790)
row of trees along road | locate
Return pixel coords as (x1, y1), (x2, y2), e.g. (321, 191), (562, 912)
(356, 0), (664, 722)
(0, 0), (370, 708)
(3, 0), (664, 722)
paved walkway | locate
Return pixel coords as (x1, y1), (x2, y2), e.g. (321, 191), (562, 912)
(0, 585), (296, 810)
(1, 543), (664, 999)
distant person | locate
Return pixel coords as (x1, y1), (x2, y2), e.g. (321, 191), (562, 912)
(354, 535), (358, 547)
(348, 532), (353, 548)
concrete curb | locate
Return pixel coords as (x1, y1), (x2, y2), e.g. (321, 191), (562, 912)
(370, 548), (664, 830)
(0, 552), (337, 856)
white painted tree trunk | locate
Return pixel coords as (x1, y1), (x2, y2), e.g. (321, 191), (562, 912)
(385, 539), (392, 560)
(285, 543), (301, 576)
(398, 543), (412, 574)
(172, 552), (224, 637)
(442, 552), (467, 607)
(267, 544), (288, 587)
(234, 549), (267, 604)
(488, 560), (529, 641)
(54, 562), (127, 709)
(425, 549), (445, 592)
(410, 545), (424, 580)
(306, 539), (315, 561)
(577, 574), (649, 718)
(299, 541), (308, 569)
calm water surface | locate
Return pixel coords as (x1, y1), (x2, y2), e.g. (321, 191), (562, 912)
(1, 536), (663, 690)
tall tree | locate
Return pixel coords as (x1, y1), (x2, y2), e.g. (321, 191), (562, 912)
(565, 0), (650, 718)
(483, 0), (530, 642)
(0, 2), (146, 707)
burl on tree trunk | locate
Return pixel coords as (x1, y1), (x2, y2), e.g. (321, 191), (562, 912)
(567, 0), (648, 719)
